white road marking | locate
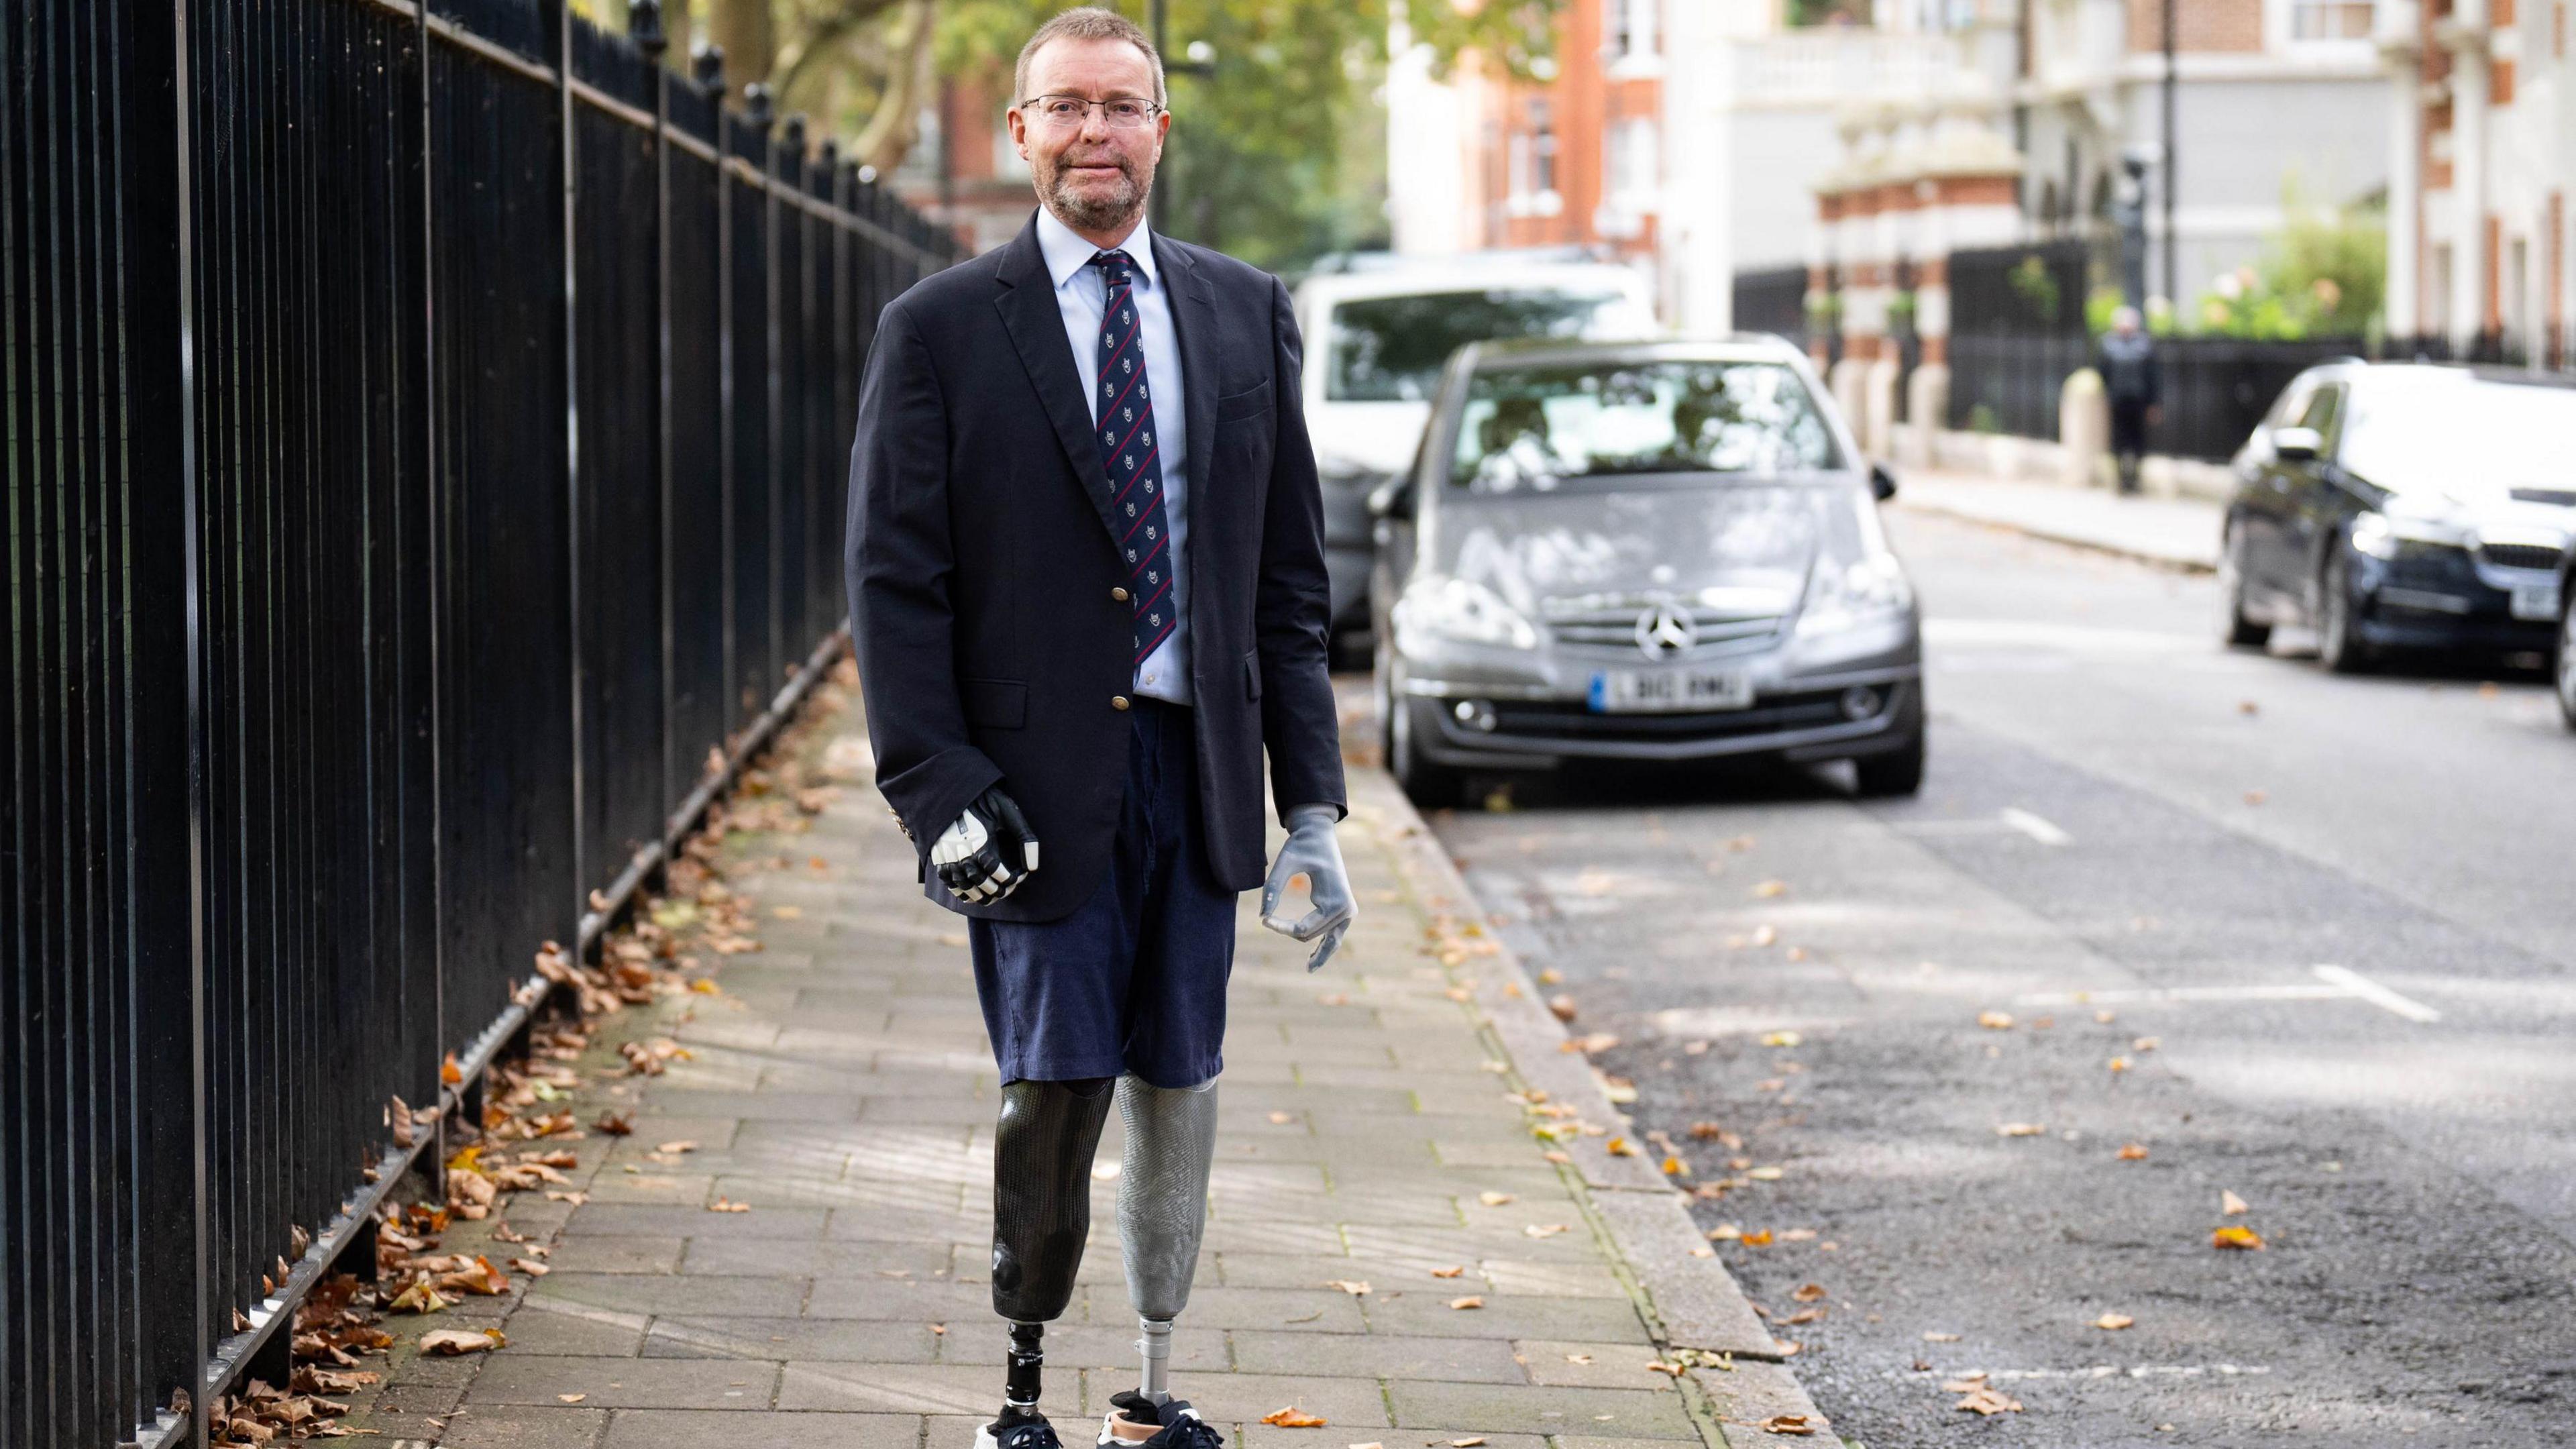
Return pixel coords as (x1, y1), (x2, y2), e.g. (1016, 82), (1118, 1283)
(1998, 807), (2072, 846)
(1909, 1362), (2273, 1383)
(2012, 966), (2441, 1023)
(2312, 963), (2443, 1023)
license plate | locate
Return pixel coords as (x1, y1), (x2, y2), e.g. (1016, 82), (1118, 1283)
(2511, 581), (2561, 621)
(1588, 668), (1755, 713)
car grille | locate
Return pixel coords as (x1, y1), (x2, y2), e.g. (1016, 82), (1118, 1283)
(2509, 488), (2576, 508)
(1539, 593), (1788, 658)
(2476, 541), (2561, 572)
(1488, 689), (1872, 744)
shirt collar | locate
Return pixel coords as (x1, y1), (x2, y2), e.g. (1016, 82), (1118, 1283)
(1034, 205), (1158, 292)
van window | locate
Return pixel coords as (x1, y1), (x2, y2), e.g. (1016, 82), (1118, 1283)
(1326, 288), (1650, 402)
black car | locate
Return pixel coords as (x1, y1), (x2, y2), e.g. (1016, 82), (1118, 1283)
(2216, 363), (2576, 672)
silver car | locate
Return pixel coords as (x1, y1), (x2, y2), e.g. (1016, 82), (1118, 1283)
(1367, 336), (1925, 805)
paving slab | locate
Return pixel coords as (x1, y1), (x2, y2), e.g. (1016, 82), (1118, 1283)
(349, 672), (1821, 1447)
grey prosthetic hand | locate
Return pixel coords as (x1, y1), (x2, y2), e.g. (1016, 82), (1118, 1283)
(933, 785), (1039, 904)
(1260, 804), (1354, 971)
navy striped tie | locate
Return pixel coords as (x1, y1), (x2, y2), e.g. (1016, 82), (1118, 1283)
(1091, 249), (1175, 667)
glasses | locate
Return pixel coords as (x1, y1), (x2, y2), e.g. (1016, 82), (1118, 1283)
(1022, 95), (1163, 129)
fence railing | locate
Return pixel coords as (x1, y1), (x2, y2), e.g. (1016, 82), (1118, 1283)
(1, 2), (961, 1446)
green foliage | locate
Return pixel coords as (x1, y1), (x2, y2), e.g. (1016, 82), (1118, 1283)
(2007, 256), (2061, 327)
(936, 0), (1564, 272)
(2188, 184), (2384, 340)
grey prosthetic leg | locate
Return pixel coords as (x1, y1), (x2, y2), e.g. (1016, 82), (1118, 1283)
(1110, 1074), (1219, 1430)
(985, 1077), (1115, 1435)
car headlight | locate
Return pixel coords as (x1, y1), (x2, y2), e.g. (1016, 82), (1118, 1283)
(1795, 553), (1914, 636)
(2350, 511), (2468, 561)
(1393, 577), (1540, 651)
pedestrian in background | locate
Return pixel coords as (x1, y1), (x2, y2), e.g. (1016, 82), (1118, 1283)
(2097, 305), (2160, 495)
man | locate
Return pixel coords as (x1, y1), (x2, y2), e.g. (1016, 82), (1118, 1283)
(2097, 304), (2161, 495)
(843, 9), (1354, 1448)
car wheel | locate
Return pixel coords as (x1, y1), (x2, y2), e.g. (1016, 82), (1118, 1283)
(2218, 523), (2271, 649)
(1854, 729), (1927, 798)
(2557, 586), (2576, 732)
(1386, 689), (1464, 810)
(2316, 546), (2373, 675)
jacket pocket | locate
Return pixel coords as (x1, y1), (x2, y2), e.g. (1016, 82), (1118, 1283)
(1242, 648), (1262, 702)
(1214, 382), (1273, 424)
(961, 677), (1028, 729)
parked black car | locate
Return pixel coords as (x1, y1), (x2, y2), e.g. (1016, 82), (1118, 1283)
(1366, 337), (1923, 806)
(2558, 541), (2576, 729)
(2216, 363), (2576, 672)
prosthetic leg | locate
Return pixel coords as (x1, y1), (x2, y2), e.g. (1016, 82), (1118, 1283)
(1100, 1075), (1221, 1446)
(980, 1077), (1115, 1448)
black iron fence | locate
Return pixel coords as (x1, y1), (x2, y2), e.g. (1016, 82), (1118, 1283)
(1731, 264), (1811, 348)
(1947, 333), (2370, 460)
(1, 2), (961, 1446)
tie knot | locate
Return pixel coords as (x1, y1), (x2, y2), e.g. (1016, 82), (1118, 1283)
(1091, 249), (1136, 286)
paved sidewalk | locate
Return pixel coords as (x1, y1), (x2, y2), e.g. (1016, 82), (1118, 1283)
(346, 672), (1824, 1449)
(1898, 472), (2223, 571)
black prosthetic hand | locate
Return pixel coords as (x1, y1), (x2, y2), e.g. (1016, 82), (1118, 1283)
(934, 784), (1040, 905)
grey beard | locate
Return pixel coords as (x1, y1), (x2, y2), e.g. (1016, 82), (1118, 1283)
(1045, 162), (1148, 234)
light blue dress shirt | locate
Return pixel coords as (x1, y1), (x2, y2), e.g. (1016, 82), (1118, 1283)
(1034, 206), (1193, 706)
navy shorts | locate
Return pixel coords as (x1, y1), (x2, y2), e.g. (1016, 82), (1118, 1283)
(968, 698), (1238, 1088)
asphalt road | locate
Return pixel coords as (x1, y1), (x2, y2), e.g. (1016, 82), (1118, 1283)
(1401, 506), (2576, 1448)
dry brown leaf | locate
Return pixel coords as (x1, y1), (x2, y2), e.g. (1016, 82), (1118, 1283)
(2093, 1312), (2135, 1330)
(1977, 1011), (2015, 1030)
(1792, 1282), (1827, 1301)
(1448, 1295), (1485, 1310)
(2118, 1142), (2151, 1161)
(1564, 1352), (1594, 1364)
(556, 1393), (586, 1403)
(656, 1140), (700, 1155)
(2212, 1224), (2265, 1250)
(1477, 1191), (1515, 1206)
(1547, 994), (1579, 1022)
(1953, 1386), (2023, 1415)
(1754, 879), (1788, 898)
(1688, 1120), (1727, 1140)
(1258, 1406), (1328, 1428)
(1922, 1332), (1961, 1342)
(1995, 1122), (2046, 1138)
(708, 1197), (752, 1213)
(2220, 1189), (2250, 1215)
(1430, 1265), (1465, 1278)
(418, 1328), (503, 1356)
(1523, 1223), (1568, 1238)
(1739, 1229), (1774, 1246)
(1323, 1280), (1372, 1296)
(1756, 1413), (1818, 1435)
(1605, 1136), (1640, 1157)
(1267, 1111), (1295, 1124)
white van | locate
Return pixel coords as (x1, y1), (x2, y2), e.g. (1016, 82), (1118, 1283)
(1291, 258), (1659, 639)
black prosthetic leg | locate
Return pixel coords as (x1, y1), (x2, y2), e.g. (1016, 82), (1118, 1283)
(987, 1077), (1115, 1430)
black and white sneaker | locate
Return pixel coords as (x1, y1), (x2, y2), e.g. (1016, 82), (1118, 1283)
(1097, 1393), (1225, 1449)
(974, 1408), (1065, 1449)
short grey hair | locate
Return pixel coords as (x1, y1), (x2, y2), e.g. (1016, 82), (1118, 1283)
(1014, 7), (1167, 109)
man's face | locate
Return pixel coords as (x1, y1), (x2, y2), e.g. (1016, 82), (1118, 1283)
(1008, 36), (1168, 235)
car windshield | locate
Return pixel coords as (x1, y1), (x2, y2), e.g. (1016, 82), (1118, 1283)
(2337, 378), (2576, 495)
(1448, 359), (1841, 492)
(1326, 287), (1650, 402)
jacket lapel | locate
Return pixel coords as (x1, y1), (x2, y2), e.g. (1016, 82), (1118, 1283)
(994, 215), (1122, 543)
(1155, 233), (1222, 517)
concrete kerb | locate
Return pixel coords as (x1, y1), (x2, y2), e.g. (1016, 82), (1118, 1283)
(1344, 766), (1831, 1443)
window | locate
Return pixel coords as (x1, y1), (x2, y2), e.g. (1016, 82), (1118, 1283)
(1527, 100), (1558, 199)
(2289, 0), (2374, 39)
(1610, 0), (1660, 59)
(1450, 360), (1841, 492)
(1325, 288), (1654, 402)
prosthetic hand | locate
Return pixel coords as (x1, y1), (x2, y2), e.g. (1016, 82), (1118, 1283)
(1260, 804), (1354, 972)
(933, 785), (1039, 905)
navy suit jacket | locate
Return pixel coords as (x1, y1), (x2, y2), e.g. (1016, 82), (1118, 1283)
(844, 211), (1346, 921)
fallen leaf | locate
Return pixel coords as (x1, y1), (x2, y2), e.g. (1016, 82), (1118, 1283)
(594, 1111), (635, 1136)
(1448, 1295), (1485, 1310)
(1756, 1413), (1818, 1435)
(1647, 1360), (1684, 1376)
(1739, 1229), (1774, 1246)
(557, 1393), (586, 1403)
(2095, 1010), (2118, 1024)
(655, 1140), (699, 1155)
(2118, 1142), (2150, 1161)
(1953, 1386), (2023, 1415)
(441, 1053), (464, 1086)
(2093, 1312), (2135, 1330)
(1536, 968), (1563, 985)
(419, 1328), (504, 1356)
(2220, 1189), (2250, 1215)
(1752, 926), (1780, 948)
(1259, 1406), (1328, 1428)
(1748, 1166), (1784, 1181)
(2212, 1224), (2265, 1250)
(1477, 1191), (1515, 1207)
(1605, 1136), (1639, 1157)
(1782, 1308), (1823, 1326)
(708, 1197), (752, 1213)
(1448, 1439), (1487, 1447)
(1267, 1111), (1295, 1125)
(1754, 879), (1787, 898)
(1780, 1228), (1817, 1241)
(1792, 1282), (1827, 1301)
(2243, 789), (2267, 806)
(1316, 992), (1351, 1006)
(1923, 1332), (1961, 1342)
(1548, 995), (1579, 1022)
(2133, 1036), (2161, 1052)
(1772, 1338), (1803, 1356)
(1523, 1222), (1568, 1238)
(386, 1281), (451, 1315)
(1688, 1121), (1727, 1140)
(1324, 1279), (1372, 1296)
(1977, 1011), (2015, 1030)
(1995, 1122), (2046, 1137)
(511, 1258), (551, 1277)
(1661, 1156), (1689, 1176)
(1430, 1265), (1464, 1278)
(1760, 1030), (1801, 1047)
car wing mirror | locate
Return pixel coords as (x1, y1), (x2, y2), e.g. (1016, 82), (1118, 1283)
(1868, 462), (1899, 502)
(2271, 426), (2322, 462)
(1367, 476), (1417, 521)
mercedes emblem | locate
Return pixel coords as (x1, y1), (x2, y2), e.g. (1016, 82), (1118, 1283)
(1634, 603), (1698, 659)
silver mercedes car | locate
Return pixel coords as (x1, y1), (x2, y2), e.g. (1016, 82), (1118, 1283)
(1366, 336), (1924, 806)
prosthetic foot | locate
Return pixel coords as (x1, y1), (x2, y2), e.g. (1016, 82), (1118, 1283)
(1095, 1075), (1222, 1446)
(982, 1077), (1116, 1445)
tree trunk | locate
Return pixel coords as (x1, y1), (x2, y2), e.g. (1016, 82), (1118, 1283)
(709, 0), (774, 94)
(851, 0), (934, 174)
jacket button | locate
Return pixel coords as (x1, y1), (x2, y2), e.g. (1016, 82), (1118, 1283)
(1112, 695), (1131, 711)
(1111, 586), (1130, 602)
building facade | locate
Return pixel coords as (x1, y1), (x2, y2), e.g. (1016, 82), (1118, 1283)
(2379, 0), (2572, 358)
